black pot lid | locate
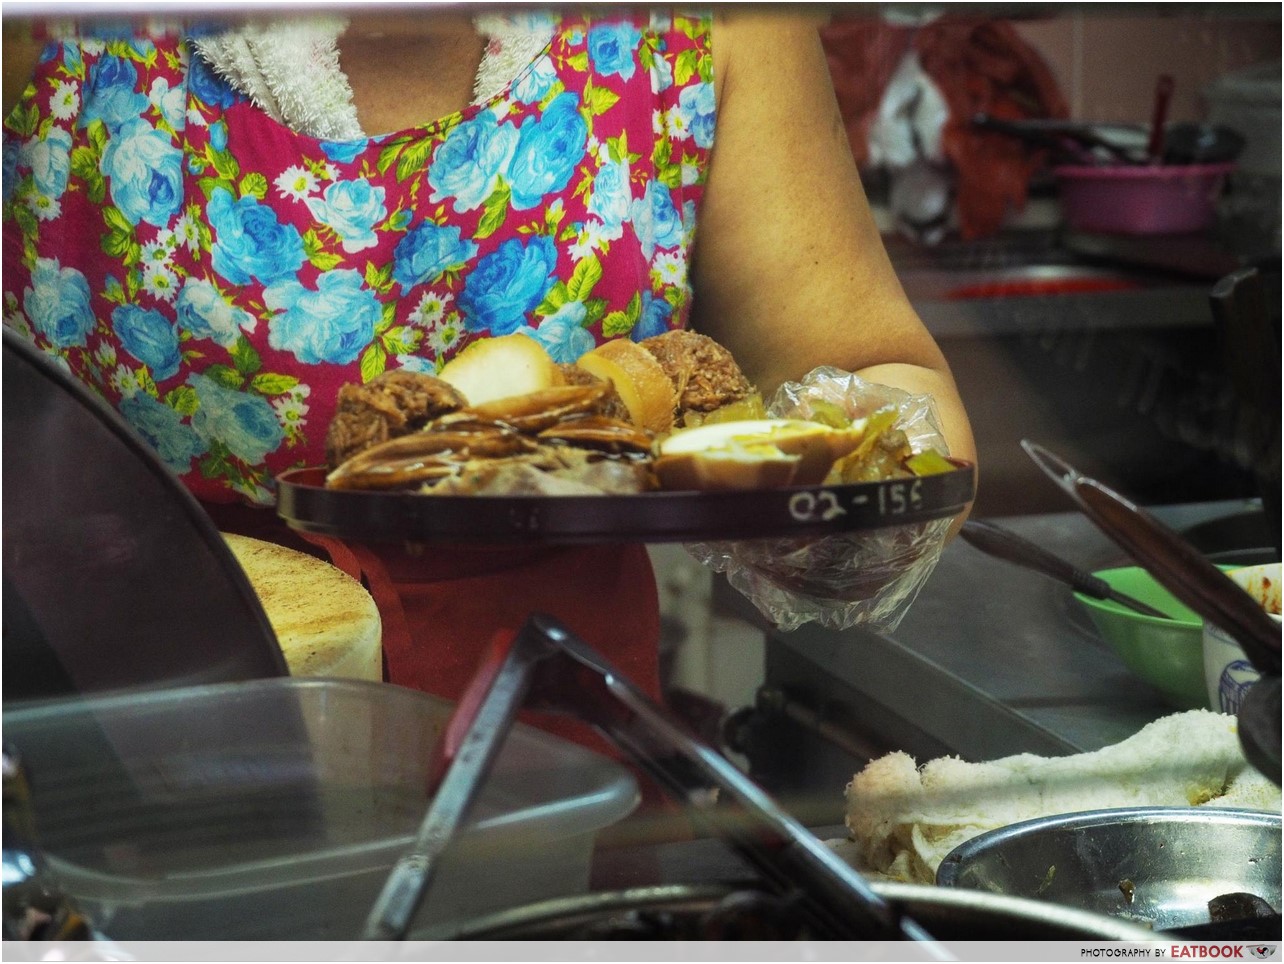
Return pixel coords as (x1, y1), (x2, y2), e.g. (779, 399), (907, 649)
(2, 329), (286, 705)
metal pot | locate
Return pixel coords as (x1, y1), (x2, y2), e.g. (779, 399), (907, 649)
(432, 882), (1165, 942)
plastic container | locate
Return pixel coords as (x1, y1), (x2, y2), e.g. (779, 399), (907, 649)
(2, 678), (639, 940)
(1054, 163), (1236, 235)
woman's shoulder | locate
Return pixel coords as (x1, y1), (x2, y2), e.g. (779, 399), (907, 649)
(5, 27), (189, 106)
(708, 7), (828, 71)
(701, 9), (829, 121)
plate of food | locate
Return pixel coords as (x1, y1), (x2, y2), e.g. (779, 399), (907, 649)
(276, 331), (975, 546)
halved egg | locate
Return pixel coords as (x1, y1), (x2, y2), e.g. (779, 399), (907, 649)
(651, 418), (869, 491)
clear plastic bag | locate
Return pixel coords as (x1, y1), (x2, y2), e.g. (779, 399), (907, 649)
(685, 367), (954, 633)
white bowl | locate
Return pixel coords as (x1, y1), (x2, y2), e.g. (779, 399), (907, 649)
(1202, 562), (1281, 714)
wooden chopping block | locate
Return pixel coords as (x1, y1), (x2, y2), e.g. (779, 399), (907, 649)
(221, 533), (382, 681)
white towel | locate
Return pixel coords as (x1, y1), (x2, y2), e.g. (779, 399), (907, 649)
(840, 709), (1282, 884)
(191, 13), (555, 140)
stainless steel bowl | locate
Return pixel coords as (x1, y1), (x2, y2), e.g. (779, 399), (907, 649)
(936, 807), (1281, 934)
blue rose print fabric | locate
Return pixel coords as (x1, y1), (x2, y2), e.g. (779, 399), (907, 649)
(3, 10), (715, 505)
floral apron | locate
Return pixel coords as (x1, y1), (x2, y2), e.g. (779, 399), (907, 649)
(3, 10), (715, 755)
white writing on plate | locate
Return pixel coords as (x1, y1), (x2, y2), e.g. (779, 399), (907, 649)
(787, 480), (924, 523)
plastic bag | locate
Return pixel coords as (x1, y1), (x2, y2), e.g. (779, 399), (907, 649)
(866, 49), (949, 170)
(685, 367), (954, 633)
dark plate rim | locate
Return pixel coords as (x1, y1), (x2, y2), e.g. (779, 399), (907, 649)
(275, 461), (976, 546)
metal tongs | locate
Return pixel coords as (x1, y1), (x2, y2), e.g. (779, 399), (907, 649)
(361, 614), (952, 952)
(1023, 440), (1281, 783)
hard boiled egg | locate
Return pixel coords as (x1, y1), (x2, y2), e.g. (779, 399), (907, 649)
(652, 418), (869, 491)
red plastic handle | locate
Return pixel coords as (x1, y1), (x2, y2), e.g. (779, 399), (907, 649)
(424, 626), (521, 797)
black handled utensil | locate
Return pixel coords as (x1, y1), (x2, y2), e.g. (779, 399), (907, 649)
(1020, 441), (1280, 674)
(960, 520), (1173, 619)
(1145, 74), (1175, 163)
(971, 113), (1145, 165)
(1021, 440), (1281, 785)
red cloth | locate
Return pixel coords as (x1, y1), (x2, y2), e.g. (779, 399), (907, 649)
(317, 535), (662, 754)
(205, 502), (677, 817)
(822, 16), (1069, 239)
(916, 18), (1069, 239)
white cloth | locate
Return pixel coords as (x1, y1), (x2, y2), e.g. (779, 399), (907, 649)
(191, 14), (556, 140)
(866, 50), (948, 170)
(192, 17), (362, 140)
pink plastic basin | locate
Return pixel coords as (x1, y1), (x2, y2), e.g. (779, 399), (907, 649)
(1054, 162), (1236, 235)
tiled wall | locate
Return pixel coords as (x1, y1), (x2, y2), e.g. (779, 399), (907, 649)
(1013, 11), (1280, 123)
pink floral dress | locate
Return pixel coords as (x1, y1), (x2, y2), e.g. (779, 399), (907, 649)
(4, 11), (718, 745)
(3, 9), (715, 508)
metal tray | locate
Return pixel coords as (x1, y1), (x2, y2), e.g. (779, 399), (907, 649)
(275, 462), (975, 546)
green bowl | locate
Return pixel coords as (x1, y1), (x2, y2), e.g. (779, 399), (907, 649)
(1073, 566), (1211, 710)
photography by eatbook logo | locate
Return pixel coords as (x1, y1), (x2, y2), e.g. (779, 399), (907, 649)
(1164, 947), (1279, 960)
(1081, 946), (1278, 960)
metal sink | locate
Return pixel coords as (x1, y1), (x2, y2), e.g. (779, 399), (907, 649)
(896, 261), (1148, 303)
(884, 229), (1260, 517)
(883, 230), (1220, 337)
(886, 228), (1105, 280)
(884, 227), (1241, 289)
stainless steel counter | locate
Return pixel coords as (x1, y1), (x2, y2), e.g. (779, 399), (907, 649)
(716, 499), (1269, 823)
(595, 499), (1271, 887)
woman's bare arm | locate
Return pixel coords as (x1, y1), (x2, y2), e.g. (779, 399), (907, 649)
(694, 9), (976, 470)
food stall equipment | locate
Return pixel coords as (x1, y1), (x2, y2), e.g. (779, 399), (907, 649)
(0, 326), (1254, 945)
(727, 500), (1276, 811)
(363, 613), (944, 945)
(1, 640), (1166, 945)
(436, 881), (1162, 941)
(2, 2), (1274, 943)
(1022, 441), (1280, 783)
(958, 519), (1171, 617)
(3, 677), (641, 941)
(2, 329), (287, 703)
(936, 806), (1281, 939)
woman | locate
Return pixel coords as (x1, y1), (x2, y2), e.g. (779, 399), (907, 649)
(2, 7), (975, 740)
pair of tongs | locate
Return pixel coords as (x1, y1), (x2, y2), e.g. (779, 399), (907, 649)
(361, 614), (951, 952)
(1023, 441), (1281, 783)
